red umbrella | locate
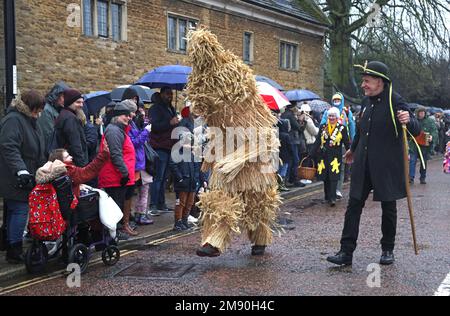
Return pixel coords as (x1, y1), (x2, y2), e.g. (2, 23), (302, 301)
(257, 82), (290, 112)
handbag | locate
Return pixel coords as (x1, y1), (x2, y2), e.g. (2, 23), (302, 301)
(144, 142), (159, 175)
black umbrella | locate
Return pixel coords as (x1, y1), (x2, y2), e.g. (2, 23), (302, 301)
(83, 91), (111, 116)
(110, 85), (156, 103)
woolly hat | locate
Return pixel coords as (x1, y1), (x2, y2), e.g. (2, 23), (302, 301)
(121, 99), (137, 113)
(113, 101), (132, 117)
(64, 88), (83, 107)
(332, 93), (342, 101)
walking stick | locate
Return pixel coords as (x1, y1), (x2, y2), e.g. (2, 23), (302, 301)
(402, 124), (419, 255)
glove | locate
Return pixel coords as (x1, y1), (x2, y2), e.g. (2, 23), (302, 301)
(145, 124), (152, 132)
(16, 173), (35, 190)
(120, 175), (130, 187)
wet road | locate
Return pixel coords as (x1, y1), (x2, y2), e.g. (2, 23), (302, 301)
(3, 158), (449, 296)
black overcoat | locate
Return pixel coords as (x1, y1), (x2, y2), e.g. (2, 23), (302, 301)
(350, 88), (420, 201)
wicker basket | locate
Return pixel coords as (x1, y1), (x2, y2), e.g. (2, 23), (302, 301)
(298, 157), (317, 180)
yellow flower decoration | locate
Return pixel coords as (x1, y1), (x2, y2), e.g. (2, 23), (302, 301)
(331, 158), (340, 174)
(318, 160), (325, 175)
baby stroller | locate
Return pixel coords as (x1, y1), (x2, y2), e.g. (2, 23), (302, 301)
(25, 175), (120, 274)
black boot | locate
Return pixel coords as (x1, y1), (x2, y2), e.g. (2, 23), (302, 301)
(251, 245), (266, 256)
(326, 250), (352, 266)
(6, 241), (24, 264)
(380, 251), (395, 265)
(196, 243), (220, 257)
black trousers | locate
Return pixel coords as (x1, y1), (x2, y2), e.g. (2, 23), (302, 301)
(340, 167), (397, 254)
(324, 177), (338, 202)
(104, 187), (127, 211)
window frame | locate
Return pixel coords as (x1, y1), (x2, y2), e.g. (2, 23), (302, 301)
(167, 13), (198, 54)
(243, 31), (254, 65)
(82, 0), (126, 42)
(279, 40), (299, 71)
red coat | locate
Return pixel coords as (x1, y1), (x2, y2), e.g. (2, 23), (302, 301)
(65, 150), (109, 197)
(98, 125), (136, 188)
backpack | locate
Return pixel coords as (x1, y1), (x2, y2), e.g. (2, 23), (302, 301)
(28, 183), (67, 241)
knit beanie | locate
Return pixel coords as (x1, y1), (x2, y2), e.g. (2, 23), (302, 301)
(64, 88), (83, 107)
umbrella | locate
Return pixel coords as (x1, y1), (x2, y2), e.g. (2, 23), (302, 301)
(135, 65), (192, 90)
(285, 89), (321, 102)
(255, 75), (284, 91)
(309, 99), (331, 113)
(256, 82), (290, 112)
(83, 91), (111, 116)
(110, 85), (156, 103)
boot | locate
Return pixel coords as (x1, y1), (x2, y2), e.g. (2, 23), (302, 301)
(326, 250), (352, 266)
(196, 243), (220, 257)
(251, 245), (266, 256)
(181, 217), (193, 230)
(6, 241), (24, 264)
(122, 199), (138, 236)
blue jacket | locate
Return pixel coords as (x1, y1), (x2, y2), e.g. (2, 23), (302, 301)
(320, 92), (356, 141)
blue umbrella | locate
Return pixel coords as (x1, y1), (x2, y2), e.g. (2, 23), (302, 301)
(136, 65), (192, 90)
(83, 91), (111, 115)
(110, 85), (156, 103)
(285, 89), (321, 102)
(255, 75), (284, 91)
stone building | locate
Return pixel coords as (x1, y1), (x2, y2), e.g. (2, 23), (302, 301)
(0, 0), (329, 112)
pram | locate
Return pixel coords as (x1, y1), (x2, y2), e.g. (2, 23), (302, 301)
(25, 175), (120, 274)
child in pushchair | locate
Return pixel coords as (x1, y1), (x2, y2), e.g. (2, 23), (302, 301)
(25, 145), (120, 274)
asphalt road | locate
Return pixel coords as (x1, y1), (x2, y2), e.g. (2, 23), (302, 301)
(2, 158), (449, 296)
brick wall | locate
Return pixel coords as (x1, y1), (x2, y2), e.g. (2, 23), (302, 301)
(14, 0), (325, 108)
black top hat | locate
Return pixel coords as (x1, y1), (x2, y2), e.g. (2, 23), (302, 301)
(355, 60), (391, 82)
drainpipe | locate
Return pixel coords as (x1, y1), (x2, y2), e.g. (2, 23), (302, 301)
(4, 0), (16, 110)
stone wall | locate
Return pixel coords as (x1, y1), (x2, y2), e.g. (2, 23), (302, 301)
(14, 0), (325, 107)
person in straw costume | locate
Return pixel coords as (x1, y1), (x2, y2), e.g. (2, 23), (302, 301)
(185, 27), (281, 257)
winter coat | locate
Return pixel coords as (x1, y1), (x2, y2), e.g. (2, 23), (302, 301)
(277, 118), (292, 163)
(37, 82), (68, 152)
(170, 155), (200, 193)
(35, 150), (108, 198)
(128, 120), (149, 172)
(0, 99), (46, 202)
(309, 123), (349, 181)
(409, 110), (438, 157)
(350, 88), (420, 202)
(55, 108), (88, 167)
(98, 123), (135, 188)
(320, 93), (356, 141)
(149, 101), (178, 150)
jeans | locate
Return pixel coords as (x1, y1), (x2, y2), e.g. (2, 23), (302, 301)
(409, 150), (429, 180)
(288, 144), (300, 183)
(150, 149), (171, 208)
(278, 162), (289, 179)
(5, 199), (29, 244)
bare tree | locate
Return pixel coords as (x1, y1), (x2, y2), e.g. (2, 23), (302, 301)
(315, 0), (450, 97)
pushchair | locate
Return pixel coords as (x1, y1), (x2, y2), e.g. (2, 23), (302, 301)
(25, 175), (120, 274)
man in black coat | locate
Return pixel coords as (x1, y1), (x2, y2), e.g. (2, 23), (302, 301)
(327, 61), (420, 266)
(55, 89), (89, 167)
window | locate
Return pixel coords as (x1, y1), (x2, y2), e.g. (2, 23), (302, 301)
(97, 1), (108, 37)
(82, 0), (94, 36)
(82, 0), (125, 41)
(168, 15), (198, 53)
(243, 32), (254, 64)
(111, 3), (122, 41)
(279, 41), (298, 70)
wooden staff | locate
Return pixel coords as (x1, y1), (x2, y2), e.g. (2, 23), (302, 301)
(402, 124), (419, 255)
